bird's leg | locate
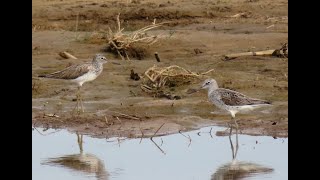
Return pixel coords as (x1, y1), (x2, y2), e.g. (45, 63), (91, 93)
(78, 86), (84, 113)
(73, 87), (81, 113)
(232, 116), (239, 130)
(228, 125), (235, 159)
(77, 132), (83, 153)
(72, 92), (80, 114)
(234, 123), (239, 159)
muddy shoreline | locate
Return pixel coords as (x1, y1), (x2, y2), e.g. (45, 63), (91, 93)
(32, 0), (288, 138)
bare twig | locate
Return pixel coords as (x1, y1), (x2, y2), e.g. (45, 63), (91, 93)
(105, 116), (108, 124)
(139, 124), (144, 144)
(229, 12), (249, 18)
(44, 113), (59, 118)
(116, 116), (122, 124)
(266, 24), (275, 29)
(115, 117), (122, 130)
(151, 123), (165, 139)
(200, 68), (215, 75)
(111, 111), (141, 120)
(155, 52), (161, 62)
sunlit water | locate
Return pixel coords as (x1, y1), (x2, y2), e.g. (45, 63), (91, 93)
(32, 126), (287, 180)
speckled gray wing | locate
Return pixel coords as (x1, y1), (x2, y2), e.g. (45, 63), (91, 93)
(39, 63), (91, 80)
(215, 88), (270, 106)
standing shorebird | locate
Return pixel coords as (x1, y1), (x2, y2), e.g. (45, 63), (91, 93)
(201, 79), (271, 128)
(38, 54), (108, 112)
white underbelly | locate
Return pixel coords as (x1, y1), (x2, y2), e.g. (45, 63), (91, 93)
(229, 104), (271, 112)
(72, 73), (97, 86)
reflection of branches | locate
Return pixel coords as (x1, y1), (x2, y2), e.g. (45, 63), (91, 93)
(209, 127), (213, 138)
(150, 138), (166, 155)
(196, 127), (214, 139)
(150, 123), (166, 154)
(33, 125), (62, 136)
(105, 137), (127, 148)
(179, 130), (192, 147)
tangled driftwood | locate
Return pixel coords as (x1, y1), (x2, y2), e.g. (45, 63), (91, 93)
(106, 14), (164, 60)
(140, 65), (214, 99)
(142, 65), (214, 88)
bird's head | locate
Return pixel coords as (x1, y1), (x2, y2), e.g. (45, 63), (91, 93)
(201, 78), (218, 90)
(93, 54), (108, 64)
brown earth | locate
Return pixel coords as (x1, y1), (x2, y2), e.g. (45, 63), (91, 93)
(32, 0), (288, 138)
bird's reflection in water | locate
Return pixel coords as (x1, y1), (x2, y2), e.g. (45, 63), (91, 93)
(42, 133), (109, 180)
(211, 126), (274, 180)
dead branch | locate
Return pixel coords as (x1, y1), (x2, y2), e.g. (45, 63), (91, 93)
(154, 52), (161, 62)
(111, 111), (141, 120)
(44, 113), (59, 118)
(106, 14), (165, 60)
(224, 43), (288, 60)
(266, 24), (275, 29)
(142, 65), (214, 89)
(151, 123), (166, 139)
(59, 51), (77, 59)
(229, 12), (249, 18)
(224, 50), (275, 60)
(104, 116), (108, 125)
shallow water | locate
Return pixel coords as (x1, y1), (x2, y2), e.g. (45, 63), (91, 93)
(32, 126), (287, 180)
